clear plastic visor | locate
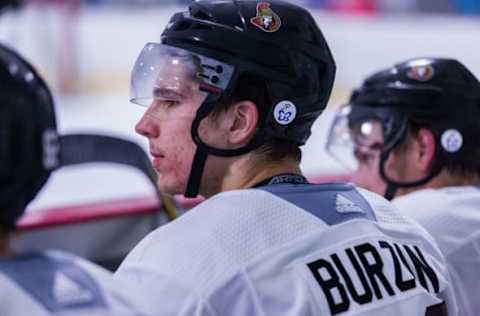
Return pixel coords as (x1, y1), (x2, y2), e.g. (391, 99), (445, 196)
(130, 42), (234, 107)
(326, 105), (385, 170)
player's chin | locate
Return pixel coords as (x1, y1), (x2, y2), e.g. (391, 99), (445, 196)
(156, 176), (185, 196)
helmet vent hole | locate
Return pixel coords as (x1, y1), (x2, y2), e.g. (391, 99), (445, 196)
(192, 10), (214, 22)
(193, 23), (214, 31)
(173, 21), (193, 31)
(173, 20), (214, 32)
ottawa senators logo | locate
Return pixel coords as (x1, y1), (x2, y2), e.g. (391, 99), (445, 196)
(250, 2), (281, 33)
(406, 65), (435, 82)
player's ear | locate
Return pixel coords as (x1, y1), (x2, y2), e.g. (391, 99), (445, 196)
(224, 100), (259, 146)
(413, 128), (436, 173)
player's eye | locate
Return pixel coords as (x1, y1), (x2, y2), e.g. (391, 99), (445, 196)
(153, 87), (183, 103)
(164, 100), (180, 107)
(354, 148), (376, 164)
(149, 100), (181, 116)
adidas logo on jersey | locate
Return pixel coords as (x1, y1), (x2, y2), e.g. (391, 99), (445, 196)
(335, 194), (364, 214)
(53, 272), (94, 306)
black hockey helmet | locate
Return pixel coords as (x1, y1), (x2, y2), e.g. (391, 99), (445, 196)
(0, 43), (57, 227)
(0, 43), (172, 228)
(327, 57), (480, 199)
(0, 0), (22, 13)
(131, 0), (336, 197)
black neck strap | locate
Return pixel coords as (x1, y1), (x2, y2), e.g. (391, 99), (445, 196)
(252, 173), (308, 188)
(184, 148), (208, 198)
(379, 149), (442, 200)
(384, 183), (398, 201)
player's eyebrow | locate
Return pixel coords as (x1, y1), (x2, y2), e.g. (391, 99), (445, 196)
(152, 87), (183, 100)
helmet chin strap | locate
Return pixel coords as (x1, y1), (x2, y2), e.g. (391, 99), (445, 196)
(379, 149), (442, 200)
(185, 148), (208, 198)
(383, 182), (398, 201)
(184, 100), (265, 198)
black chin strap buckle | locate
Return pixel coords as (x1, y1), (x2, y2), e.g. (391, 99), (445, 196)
(384, 183), (397, 201)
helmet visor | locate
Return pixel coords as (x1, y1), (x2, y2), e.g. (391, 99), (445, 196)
(326, 105), (385, 171)
(130, 43), (234, 108)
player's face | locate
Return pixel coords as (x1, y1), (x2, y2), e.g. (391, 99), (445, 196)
(134, 62), (209, 195)
(351, 148), (386, 195)
(352, 134), (418, 198)
(131, 43), (237, 195)
(350, 120), (388, 195)
(328, 105), (420, 198)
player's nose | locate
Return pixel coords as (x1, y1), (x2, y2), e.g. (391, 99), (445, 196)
(135, 112), (159, 139)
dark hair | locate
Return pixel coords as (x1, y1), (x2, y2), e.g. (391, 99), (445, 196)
(211, 73), (302, 162)
(0, 224), (14, 235)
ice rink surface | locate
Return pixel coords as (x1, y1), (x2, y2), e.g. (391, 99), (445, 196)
(1, 5), (479, 211)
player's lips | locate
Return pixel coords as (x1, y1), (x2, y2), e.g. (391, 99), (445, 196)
(150, 150), (165, 170)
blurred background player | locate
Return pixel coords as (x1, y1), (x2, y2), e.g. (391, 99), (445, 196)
(0, 0), (21, 12)
(0, 43), (153, 315)
(326, 57), (480, 316)
(115, 1), (456, 315)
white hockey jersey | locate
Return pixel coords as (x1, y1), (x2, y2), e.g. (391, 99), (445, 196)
(394, 186), (480, 316)
(116, 182), (456, 316)
(0, 250), (142, 316)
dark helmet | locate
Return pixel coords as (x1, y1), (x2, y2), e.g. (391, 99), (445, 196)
(0, 43), (169, 228)
(0, 0), (22, 13)
(163, 0), (335, 145)
(348, 57), (480, 198)
(138, 0), (336, 196)
(0, 43), (57, 227)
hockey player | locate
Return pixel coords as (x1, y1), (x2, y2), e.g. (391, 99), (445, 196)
(116, 1), (457, 315)
(326, 57), (480, 316)
(0, 43), (153, 315)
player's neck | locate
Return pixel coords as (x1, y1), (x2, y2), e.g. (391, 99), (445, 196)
(221, 154), (302, 193)
(397, 169), (480, 196)
(429, 170), (480, 188)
